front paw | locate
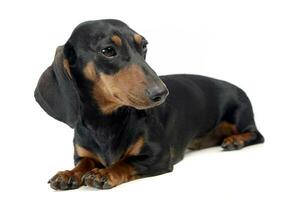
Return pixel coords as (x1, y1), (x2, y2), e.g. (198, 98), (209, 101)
(48, 170), (83, 190)
(83, 168), (117, 189)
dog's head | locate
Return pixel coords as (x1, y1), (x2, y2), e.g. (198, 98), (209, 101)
(35, 19), (169, 127)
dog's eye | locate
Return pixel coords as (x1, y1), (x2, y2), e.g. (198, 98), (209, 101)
(101, 46), (117, 57)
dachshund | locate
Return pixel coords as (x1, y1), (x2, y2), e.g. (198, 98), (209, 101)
(34, 19), (264, 190)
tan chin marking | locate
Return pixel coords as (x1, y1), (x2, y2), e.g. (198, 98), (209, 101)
(94, 64), (150, 114)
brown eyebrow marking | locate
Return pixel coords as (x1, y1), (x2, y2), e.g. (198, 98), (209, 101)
(133, 34), (143, 45)
(111, 35), (122, 46)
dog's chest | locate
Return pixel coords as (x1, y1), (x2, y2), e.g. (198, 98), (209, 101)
(75, 114), (145, 167)
(75, 127), (143, 167)
(84, 130), (124, 166)
(97, 142), (124, 167)
(93, 133), (144, 167)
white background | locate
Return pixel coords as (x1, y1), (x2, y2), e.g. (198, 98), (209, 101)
(0, 0), (281, 199)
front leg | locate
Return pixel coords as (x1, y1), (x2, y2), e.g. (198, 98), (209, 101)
(83, 160), (137, 189)
(48, 157), (96, 190)
(83, 135), (172, 189)
(83, 156), (172, 189)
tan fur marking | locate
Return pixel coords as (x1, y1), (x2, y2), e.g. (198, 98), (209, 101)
(93, 64), (149, 114)
(133, 34), (143, 45)
(83, 61), (120, 113)
(85, 162), (138, 188)
(83, 62), (96, 81)
(215, 121), (237, 136)
(92, 79), (122, 114)
(84, 137), (143, 187)
(75, 144), (106, 166)
(188, 121), (238, 150)
(105, 162), (137, 186)
(111, 35), (122, 46)
(223, 132), (253, 146)
(63, 59), (72, 79)
(81, 138), (144, 188)
(125, 137), (144, 157)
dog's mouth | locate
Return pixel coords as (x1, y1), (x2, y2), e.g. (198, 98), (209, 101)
(132, 100), (166, 110)
(113, 89), (169, 110)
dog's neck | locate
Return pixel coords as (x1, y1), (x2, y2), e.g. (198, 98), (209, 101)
(81, 101), (130, 127)
(77, 94), (148, 139)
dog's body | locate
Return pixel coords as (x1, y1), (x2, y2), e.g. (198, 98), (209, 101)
(35, 19), (264, 190)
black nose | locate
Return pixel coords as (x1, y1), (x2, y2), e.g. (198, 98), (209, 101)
(147, 86), (169, 103)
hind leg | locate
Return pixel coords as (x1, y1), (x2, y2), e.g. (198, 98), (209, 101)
(188, 90), (264, 151)
(221, 93), (264, 151)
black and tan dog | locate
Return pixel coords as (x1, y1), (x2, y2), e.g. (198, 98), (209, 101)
(35, 19), (264, 190)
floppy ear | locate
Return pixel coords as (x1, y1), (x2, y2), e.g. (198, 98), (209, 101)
(34, 46), (80, 128)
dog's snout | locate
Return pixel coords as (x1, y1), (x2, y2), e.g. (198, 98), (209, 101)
(147, 86), (169, 103)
